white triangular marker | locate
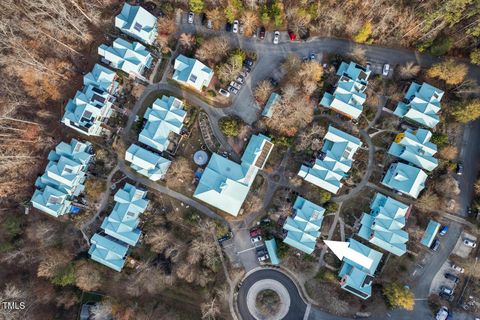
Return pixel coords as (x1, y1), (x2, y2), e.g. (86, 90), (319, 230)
(324, 240), (373, 270)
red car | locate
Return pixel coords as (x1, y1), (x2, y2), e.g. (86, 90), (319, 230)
(288, 30), (296, 41)
(250, 228), (261, 237)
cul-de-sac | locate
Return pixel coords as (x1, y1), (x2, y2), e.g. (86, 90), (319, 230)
(1, 1), (480, 320)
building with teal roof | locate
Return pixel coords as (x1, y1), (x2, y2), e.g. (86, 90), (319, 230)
(98, 38), (153, 77)
(115, 3), (157, 45)
(388, 128), (438, 172)
(394, 82), (443, 128)
(100, 183), (149, 246)
(125, 144), (171, 181)
(62, 64), (119, 136)
(338, 238), (383, 299)
(83, 64), (119, 96)
(139, 95), (186, 152)
(382, 162), (427, 199)
(265, 239), (280, 265)
(194, 134), (274, 216)
(261, 92), (281, 118)
(358, 193), (410, 256)
(298, 125), (362, 194)
(173, 55), (213, 91)
(320, 61), (370, 119)
(283, 197), (325, 254)
(88, 233), (129, 272)
(31, 139), (92, 217)
(420, 220), (441, 247)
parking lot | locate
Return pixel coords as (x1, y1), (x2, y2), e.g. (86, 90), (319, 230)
(453, 232), (477, 259)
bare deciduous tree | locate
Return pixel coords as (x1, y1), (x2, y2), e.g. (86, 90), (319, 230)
(254, 80), (273, 104)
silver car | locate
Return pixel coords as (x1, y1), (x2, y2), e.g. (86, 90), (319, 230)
(188, 12), (194, 24)
(273, 31), (280, 44)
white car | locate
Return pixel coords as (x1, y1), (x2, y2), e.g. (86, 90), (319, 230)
(233, 20), (239, 33)
(258, 254), (269, 262)
(251, 235), (262, 244)
(452, 264), (465, 273)
(382, 63), (390, 76)
(464, 239), (477, 247)
(218, 88), (230, 97)
(188, 12), (194, 24)
(273, 31), (280, 44)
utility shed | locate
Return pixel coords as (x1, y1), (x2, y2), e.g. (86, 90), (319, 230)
(420, 220), (441, 247)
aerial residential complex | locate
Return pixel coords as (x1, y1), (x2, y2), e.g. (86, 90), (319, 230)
(320, 61), (371, 119)
(194, 134), (274, 216)
(282, 196), (325, 254)
(98, 37), (153, 77)
(115, 3), (158, 45)
(388, 128), (438, 171)
(173, 55), (214, 91)
(20, 2), (479, 319)
(125, 144), (171, 181)
(394, 82), (443, 128)
(31, 139), (92, 217)
(358, 193), (410, 256)
(382, 162), (428, 198)
(337, 239), (383, 300)
(139, 95), (187, 152)
(89, 183), (149, 271)
(298, 125), (362, 193)
(62, 64), (119, 136)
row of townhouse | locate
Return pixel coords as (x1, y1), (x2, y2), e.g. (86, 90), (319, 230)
(62, 3), (157, 137)
(89, 183), (149, 272)
(31, 139), (93, 217)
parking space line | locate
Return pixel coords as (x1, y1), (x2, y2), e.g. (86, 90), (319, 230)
(237, 247), (256, 254)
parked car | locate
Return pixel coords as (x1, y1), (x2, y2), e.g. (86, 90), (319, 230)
(366, 62), (372, 70)
(225, 22), (232, 32)
(233, 20), (239, 33)
(239, 71), (248, 78)
(256, 247), (268, 256)
(229, 81), (241, 90)
(436, 306), (449, 320)
(227, 86), (239, 95)
(273, 31), (280, 44)
(251, 235), (262, 244)
(440, 286), (454, 296)
(258, 253), (269, 262)
(217, 232), (232, 243)
(452, 264), (465, 273)
(249, 228), (261, 238)
(244, 58), (254, 67)
(243, 66), (251, 73)
(457, 163), (464, 175)
(431, 238), (440, 251)
(439, 225), (449, 236)
(259, 26), (266, 39)
(382, 63), (390, 76)
(269, 77), (278, 87)
(207, 20), (213, 29)
(288, 30), (296, 41)
(439, 292), (454, 301)
(188, 12), (194, 24)
(444, 273), (460, 283)
(218, 88), (230, 97)
(309, 53), (316, 60)
(236, 75), (245, 84)
(464, 238), (477, 247)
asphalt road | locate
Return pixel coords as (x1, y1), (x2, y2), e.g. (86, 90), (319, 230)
(237, 269), (308, 320)
(458, 118), (480, 216)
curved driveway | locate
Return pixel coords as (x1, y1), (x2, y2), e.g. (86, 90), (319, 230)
(237, 269), (307, 320)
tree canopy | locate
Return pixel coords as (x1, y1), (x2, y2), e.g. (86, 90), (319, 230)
(383, 282), (415, 310)
(426, 59), (468, 85)
(450, 99), (480, 123)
